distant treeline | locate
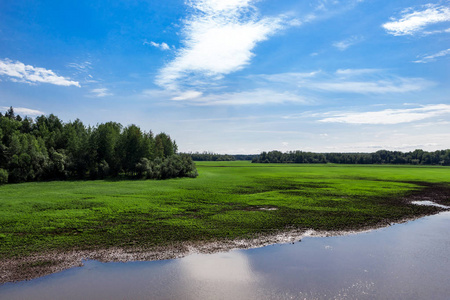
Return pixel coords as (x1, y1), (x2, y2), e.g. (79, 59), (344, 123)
(0, 107), (197, 184)
(187, 152), (258, 161)
(252, 150), (450, 165)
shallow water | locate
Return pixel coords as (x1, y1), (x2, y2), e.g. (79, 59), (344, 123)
(1, 211), (450, 299)
(411, 200), (450, 209)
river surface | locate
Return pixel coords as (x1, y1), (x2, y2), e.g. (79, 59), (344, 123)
(1, 211), (449, 299)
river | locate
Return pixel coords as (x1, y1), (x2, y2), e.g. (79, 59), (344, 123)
(1, 211), (449, 299)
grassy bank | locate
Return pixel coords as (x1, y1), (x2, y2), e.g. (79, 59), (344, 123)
(1, 161), (449, 259)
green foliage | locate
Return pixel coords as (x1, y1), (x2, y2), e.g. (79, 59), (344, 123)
(0, 168), (8, 184)
(253, 149), (450, 165)
(188, 151), (237, 161)
(186, 152), (257, 161)
(5, 106), (15, 119)
(0, 162), (448, 258)
(135, 158), (152, 178)
(0, 108), (196, 183)
(91, 122), (122, 175)
(154, 132), (176, 159)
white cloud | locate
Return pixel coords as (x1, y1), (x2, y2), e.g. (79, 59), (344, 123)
(383, 4), (450, 36)
(323, 142), (444, 152)
(172, 90), (203, 101)
(156, 0), (296, 90)
(145, 41), (171, 50)
(310, 78), (432, 94)
(142, 88), (307, 106)
(67, 60), (97, 83)
(190, 89), (308, 106)
(90, 88), (113, 97)
(0, 59), (80, 87)
(335, 68), (381, 76)
(67, 61), (92, 72)
(145, 68), (433, 107)
(140, 88), (307, 105)
(413, 48), (450, 63)
(190, 0), (254, 12)
(255, 70), (433, 94)
(423, 27), (450, 34)
(319, 104), (450, 124)
(253, 71), (320, 83)
(315, 0), (365, 12)
(333, 36), (363, 50)
(0, 106), (44, 116)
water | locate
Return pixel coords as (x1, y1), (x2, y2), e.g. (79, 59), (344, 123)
(1, 211), (450, 299)
(411, 200), (450, 209)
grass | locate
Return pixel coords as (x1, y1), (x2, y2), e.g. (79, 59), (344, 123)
(1, 161), (449, 258)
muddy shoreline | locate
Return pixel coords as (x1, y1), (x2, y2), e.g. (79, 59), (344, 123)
(1, 212), (447, 285)
(0, 225), (411, 284)
(2, 184), (449, 285)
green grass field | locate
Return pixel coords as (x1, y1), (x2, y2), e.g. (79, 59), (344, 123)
(1, 161), (449, 258)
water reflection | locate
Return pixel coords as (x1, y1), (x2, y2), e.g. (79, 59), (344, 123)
(176, 252), (263, 299)
(180, 252), (256, 283)
(247, 211), (450, 299)
(1, 211), (449, 299)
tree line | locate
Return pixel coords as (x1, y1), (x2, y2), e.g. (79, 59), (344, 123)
(188, 152), (236, 161)
(187, 152), (258, 161)
(0, 107), (197, 184)
(252, 149), (450, 165)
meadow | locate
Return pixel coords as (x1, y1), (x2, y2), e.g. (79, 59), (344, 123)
(1, 161), (449, 259)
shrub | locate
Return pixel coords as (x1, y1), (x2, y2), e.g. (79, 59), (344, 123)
(0, 168), (8, 184)
(135, 158), (152, 178)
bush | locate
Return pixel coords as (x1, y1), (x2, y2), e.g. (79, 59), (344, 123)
(0, 168), (8, 184)
(135, 158), (152, 178)
(98, 160), (110, 178)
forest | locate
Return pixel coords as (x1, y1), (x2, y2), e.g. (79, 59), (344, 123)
(0, 107), (197, 184)
(252, 149), (450, 165)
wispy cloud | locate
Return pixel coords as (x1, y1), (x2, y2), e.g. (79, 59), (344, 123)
(90, 88), (113, 97)
(309, 78), (432, 94)
(413, 48), (450, 63)
(67, 60), (97, 83)
(189, 89), (308, 106)
(254, 69), (433, 94)
(156, 0), (298, 90)
(0, 59), (80, 87)
(305, 0), (366, 24)
(142, 88), (307, 106)
(144, 41), (171, 51)
(319, 104), (450, 124)
(335, 68), (381, 76)
(67, 61), (92, 72)
(172, 90), (203, 101)
(423, 27), (450, 34)
(323, 142), (443, 152)
(252, 71), (320, 83)
(383, 3), (450, 36)
(333, 35), (364, 51)
(0, 106), (44, 116)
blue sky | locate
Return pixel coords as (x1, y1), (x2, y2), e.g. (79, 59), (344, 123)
(1, 0), (449, 154)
